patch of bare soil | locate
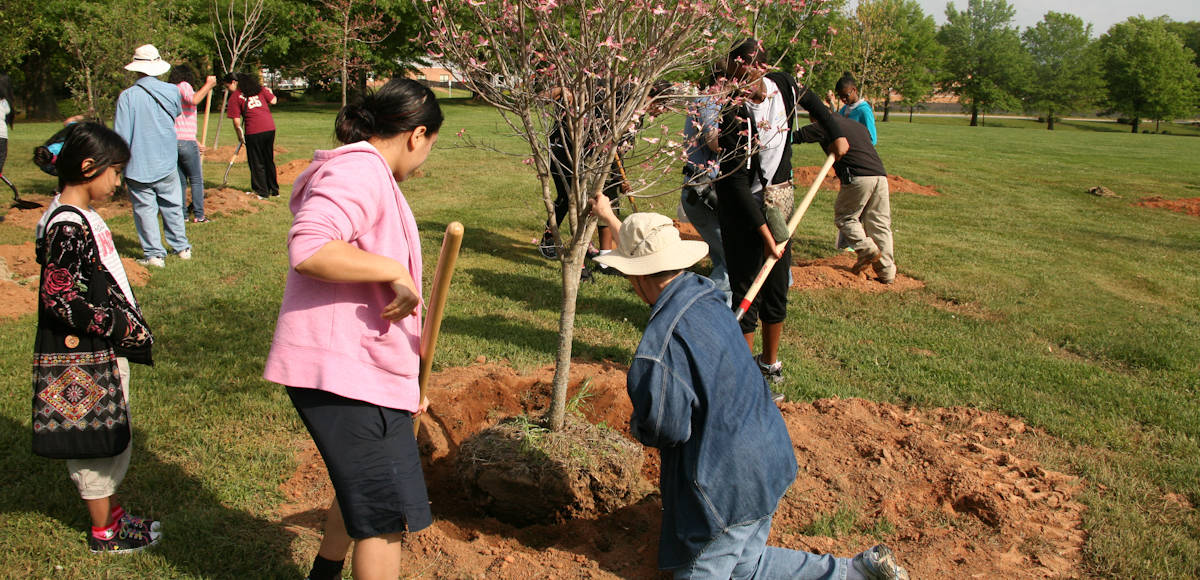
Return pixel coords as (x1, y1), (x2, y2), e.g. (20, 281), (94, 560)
(204, 144), (289, 163)
(791, 252), (923, 292)
(202, 187), (273, 216)
(278, 360), (1086, 579)
(276, 159), (311, 187)
(0, 239), (151, 322)
(1134, 196), (1200, 217)
(1, 193), (132, 230)
(793, 166), (941, 197)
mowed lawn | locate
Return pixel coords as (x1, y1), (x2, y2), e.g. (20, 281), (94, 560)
(0, 99), (1197, 578)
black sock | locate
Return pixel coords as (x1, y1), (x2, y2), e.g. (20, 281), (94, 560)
(308, 555), (345, 580)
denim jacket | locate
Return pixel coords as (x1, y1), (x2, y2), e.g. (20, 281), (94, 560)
(627, 272), (797, 569)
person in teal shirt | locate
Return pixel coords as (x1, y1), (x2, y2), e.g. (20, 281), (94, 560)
(835, 73), (877, 145)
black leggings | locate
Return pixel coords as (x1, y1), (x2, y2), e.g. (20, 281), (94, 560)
(245, 130), (278, 196)
(0, 138), (8, 175)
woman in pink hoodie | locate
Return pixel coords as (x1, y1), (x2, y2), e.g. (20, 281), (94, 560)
(263, 78), (441, 580)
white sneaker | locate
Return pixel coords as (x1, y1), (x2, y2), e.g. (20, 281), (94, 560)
(136, 256), (166, 268)
(178, 249), (192, 260)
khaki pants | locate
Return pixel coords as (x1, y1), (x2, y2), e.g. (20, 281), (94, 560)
(67, 357), (131, 500)
(834, 175), (894, 278)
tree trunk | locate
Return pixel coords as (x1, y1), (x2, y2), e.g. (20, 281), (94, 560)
(882, 93), (890, 122)
(969, 103), (979, 127)
(908, 106), (914, 123)
(546, 251), (586, 432)
(1047, 109), (1054, 131)
(1131, 117), (1139, 133)
(341, 10), (351, 108)
(1155, 119), (1160, 132)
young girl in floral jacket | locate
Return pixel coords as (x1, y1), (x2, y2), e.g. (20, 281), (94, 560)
(33, 122), (159, 554)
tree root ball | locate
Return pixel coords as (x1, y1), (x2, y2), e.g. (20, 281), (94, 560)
(456, 414), (650, 526)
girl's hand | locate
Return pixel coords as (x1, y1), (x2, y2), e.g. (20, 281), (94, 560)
(591, 192), (614, 221)
(415, 396), (431, 416)
(382, 276), (420, 321)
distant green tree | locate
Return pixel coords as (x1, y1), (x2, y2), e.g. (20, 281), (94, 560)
(876, 0), (942, 122)
(1099, 16), (1200, 133)
(936, 0), (1029, 126)
(1021, 12), (1103, 130)
(1164, 20), (1200, 68)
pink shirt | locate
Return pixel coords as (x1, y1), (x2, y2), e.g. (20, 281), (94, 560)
(174, 82), (198, 141)
(263, 142), (424, 411)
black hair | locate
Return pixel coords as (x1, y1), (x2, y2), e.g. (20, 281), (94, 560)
(53, 122), (131, 189)
(235, 72), (262, 97)
(169, 63), (197, 86)
(334, 78), (443, 145)
(0, 74), (14, 126)
(728, 38), (767, 71)
(221, 72), (237, 84)
(835, 72), (857, 94)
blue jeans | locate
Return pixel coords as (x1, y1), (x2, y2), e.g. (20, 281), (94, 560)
(680, 183), (731, 306)
(177, 140), (205, 220)
(127, 172), (190, 259)
(673, 515), (849, 580)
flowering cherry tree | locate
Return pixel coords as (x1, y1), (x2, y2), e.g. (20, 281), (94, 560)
(423, 0), (830, 430)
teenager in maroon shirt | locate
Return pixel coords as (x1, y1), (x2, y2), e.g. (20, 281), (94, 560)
(224, 72), (278, 198)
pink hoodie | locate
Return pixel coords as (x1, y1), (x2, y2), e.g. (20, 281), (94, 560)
(263, 141), (423, 411)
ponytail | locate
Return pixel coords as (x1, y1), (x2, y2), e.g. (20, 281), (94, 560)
(334, 78), (443, 145)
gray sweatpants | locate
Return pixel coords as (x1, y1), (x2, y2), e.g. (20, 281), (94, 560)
(834, 175), (895, 278)
(67, 357), (131, 500)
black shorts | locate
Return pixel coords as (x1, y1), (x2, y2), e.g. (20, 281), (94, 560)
(287, 387), (433, 539)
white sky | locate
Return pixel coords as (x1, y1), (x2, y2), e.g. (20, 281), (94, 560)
(882, 1), (1200, 34)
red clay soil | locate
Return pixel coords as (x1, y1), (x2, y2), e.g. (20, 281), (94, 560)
(674, 222), (921, 292)
(200, 187), (273, 215)
(791, 252), (923, 292)
(276, 159), (312, 187)
(0, 241), (150, 320)
(1134, 196), (1200, 217)
(277, 360), (1086, 579)
(793, 166), (941, 197)
(204, 144), (289, 163)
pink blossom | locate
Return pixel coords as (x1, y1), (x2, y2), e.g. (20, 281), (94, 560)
(652, 5), (668, 15)
(523, 157), (534, 165)
(598, 36), (622, 50)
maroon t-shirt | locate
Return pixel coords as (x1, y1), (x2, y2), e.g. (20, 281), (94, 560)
(226, 88), (276, 135)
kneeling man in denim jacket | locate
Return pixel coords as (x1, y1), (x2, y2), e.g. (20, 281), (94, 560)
(592, 194), (909, 580)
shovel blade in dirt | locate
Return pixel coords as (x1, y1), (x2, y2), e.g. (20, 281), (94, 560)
(220, 141), (244, 189)
(2, 175), (42, 209)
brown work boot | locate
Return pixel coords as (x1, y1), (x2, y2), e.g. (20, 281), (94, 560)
(851, 245), (881, 274)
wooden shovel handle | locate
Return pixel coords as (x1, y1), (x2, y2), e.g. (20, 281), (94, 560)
(415, 222), (464, 436)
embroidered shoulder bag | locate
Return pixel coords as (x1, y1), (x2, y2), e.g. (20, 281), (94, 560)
(31, 206), (130, 459)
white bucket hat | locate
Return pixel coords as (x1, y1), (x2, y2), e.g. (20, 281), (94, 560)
(593, 213), (709, 276)
(124, 44), (171, 77)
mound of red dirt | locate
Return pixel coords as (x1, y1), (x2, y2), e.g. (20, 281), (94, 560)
(201, 187), (273, 216)
(204, 144), (289, 163)
(792, 252), (923, 292)
(0, 241), (151, 320)
(1134, 196), (1200, 217)
(793, 166), (941, 197)
(277, 360), (1085, 579)
(674, 222), (920, 292)
(276, 159), (311, 186)
(1, 194), (132, 230)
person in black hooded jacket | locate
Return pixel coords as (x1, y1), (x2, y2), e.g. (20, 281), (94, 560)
(715, 39), (848, 388)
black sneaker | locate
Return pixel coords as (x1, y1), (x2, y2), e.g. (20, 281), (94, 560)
(119, 510), (161, 534)
(538, 230), (558, 259)
(88, 521), (161, 554)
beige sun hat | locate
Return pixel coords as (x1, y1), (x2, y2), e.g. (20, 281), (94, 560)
(125, 44), (171, 77)
(593, 213), (708, 276)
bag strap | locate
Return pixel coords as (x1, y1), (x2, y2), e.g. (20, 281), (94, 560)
(137, 84), (176, 122)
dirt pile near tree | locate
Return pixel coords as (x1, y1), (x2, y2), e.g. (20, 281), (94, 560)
(200, 187), (273, 215)
(0, 241), (149, 320)
(277, 360), (1086, 579)
(276, 159), (311, 187)
(791, 252), (923, 292)
(1135, 196), (1200, 217)
(793, 166), (941, 197)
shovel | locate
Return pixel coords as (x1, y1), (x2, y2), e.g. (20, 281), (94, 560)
(2, 175), (42, 209)
(219, 141), (243, 189)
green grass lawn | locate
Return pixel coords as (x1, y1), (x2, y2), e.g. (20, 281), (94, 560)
(0, 99), (1197, 578)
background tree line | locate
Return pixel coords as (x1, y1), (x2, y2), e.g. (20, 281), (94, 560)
(1, 0), (1197, 132)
